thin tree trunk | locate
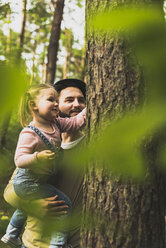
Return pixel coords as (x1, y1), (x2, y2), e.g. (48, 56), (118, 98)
(41, 45), (47, 83)
(63, 49), (68, 78)
(29, 40), (37, 85)
(17, 0), (27, 59)
(81, 45), (86, 81)
(46, 0), (65, 84)
(6, 6), (11, 54)
(82, 0), (165, 247)
(63, 29), (72, 78)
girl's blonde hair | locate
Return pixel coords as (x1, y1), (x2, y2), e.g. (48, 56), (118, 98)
(19, 84), (55, 127)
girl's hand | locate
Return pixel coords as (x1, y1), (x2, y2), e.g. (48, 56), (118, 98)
(36, 150), (55, 162)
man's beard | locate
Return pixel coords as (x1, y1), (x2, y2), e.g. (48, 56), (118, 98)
(59, 108), (82, 118)
(59, 110), (70, 118)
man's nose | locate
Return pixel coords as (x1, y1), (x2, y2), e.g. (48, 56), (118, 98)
(73, 99), (80, 107)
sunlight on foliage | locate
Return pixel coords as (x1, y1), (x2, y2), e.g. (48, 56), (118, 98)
(0, 64), (27, 123)
(0, 215), (9, 220)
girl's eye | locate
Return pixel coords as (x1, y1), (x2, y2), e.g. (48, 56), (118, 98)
(48, 98), (54, 102)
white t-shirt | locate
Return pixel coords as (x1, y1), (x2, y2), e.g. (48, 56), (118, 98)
(61, 135), (85, 150)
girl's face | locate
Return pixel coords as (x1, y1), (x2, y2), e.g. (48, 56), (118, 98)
(32, 88), (59, 121)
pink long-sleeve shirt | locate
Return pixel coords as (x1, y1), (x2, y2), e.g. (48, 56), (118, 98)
(14, 109), (86, 175)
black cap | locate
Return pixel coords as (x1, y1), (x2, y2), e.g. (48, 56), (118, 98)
(54, 78), (86, 98)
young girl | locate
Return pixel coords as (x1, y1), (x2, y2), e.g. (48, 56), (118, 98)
(1, 84), (86, 248)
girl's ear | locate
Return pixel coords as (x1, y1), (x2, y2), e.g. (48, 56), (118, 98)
(29, 100), (38, 111)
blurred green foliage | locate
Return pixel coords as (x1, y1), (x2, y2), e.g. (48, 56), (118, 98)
(91, 3), (163, 34)
(0, 63), (27, 122)
(0, 64), (27, 236)
(0, 62), (27, 182)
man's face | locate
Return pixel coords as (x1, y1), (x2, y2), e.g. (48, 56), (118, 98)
(59, 87), (85, 117)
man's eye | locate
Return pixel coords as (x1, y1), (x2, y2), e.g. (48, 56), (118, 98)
(65, 98), (73, 103)
(79, 99), (85, 104)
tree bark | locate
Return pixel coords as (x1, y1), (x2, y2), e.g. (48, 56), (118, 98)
(6, 5), (11, 54)
(63, 29), (72, 78)
(17, 0), (27, 60)
(82, 0), (165, 248)
(46, 0), (65, 84)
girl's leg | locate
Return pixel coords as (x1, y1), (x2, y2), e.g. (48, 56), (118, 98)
(37, 184), (72, 248)
(1, 209), (26, 247)
(21, 243), (27, 248)
(7, 209), (27, 237)
(14, 183), (72, 248)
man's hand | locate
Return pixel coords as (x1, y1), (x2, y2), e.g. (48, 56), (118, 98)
(34, 195), (69, 219)
(36, 150), (56, 162)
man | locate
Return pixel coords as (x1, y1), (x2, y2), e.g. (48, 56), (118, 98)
(3, 79), (86, 248)
(53, 79), (86, 247)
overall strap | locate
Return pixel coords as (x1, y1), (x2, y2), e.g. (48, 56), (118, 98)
(55, 119), (62, 141)
(27, 125), (55, 152)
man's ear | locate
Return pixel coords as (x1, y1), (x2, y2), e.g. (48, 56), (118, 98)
(29, 101), (38, 111)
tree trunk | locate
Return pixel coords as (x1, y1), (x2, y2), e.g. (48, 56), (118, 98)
(63, 29), (73, 78)
(41, 45), (47, 83)
(46, 0), (65, 84)
(17, 0), (27, 60)
(82, 0), (165, 248)
(81, 45), (86, 81)
(6, 6), (11, 54)
(29, 40), (37, 85)
(63, 50), (67, 79)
